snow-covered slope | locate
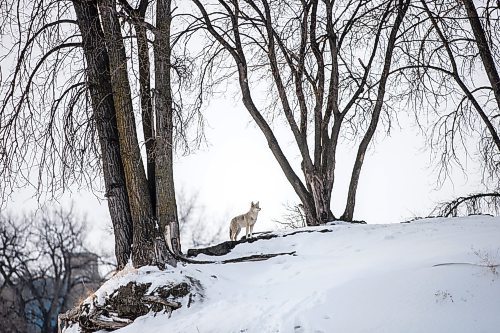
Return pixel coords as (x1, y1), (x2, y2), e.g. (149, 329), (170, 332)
(89, 216), (500, 333)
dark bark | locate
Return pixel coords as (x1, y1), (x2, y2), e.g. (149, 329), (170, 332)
(72, 0), (132, 270)
(310, 0), (325, 170)
(154, 0), (181, 256)
(98, 0), (166, 267)
(342, 0), (410, 221)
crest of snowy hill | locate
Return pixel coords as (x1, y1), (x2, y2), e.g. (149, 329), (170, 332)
(64, 216), (500, 333)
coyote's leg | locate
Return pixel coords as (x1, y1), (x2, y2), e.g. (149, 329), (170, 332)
(249, 224), (254, 238)
(234, 226), (240, 241)
(230, 222), (240, 241)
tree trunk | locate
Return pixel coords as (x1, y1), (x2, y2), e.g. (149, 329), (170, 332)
(98, 0), (167, 267)
(461, 0), (500, 113)
(72, 0), (132, 270)
(305, 171), (334, 224)
(323, 113), (343, 216)
(135, 17), (157, 213)
(342, 0), (410, 221)
(155, 0), (181, 256)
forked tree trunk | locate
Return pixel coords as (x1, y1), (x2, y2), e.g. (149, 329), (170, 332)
(72, 0), (132, 269)
(98, 0), (168, 267)
(155, 0), (181, 256)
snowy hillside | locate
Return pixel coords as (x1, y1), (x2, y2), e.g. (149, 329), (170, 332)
(67, 216), (500, 333)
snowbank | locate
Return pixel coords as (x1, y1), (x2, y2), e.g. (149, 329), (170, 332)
(65, 215), (500, 333)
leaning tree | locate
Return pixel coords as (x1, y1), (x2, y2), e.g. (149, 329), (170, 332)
(191, 0), (411, 224)
(0, 0), (202, 268)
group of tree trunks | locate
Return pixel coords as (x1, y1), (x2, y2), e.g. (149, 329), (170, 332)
(72, 0), (179, 269)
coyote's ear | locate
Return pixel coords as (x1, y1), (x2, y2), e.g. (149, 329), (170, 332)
(251, 201), (254, 206)
(256, 201), (259, 205)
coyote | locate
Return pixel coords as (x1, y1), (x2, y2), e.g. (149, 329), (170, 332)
(229, 201), (261, 241)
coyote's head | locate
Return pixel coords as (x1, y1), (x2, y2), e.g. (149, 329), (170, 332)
(251, 201), (261, 212)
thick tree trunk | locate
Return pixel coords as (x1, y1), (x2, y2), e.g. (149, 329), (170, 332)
(72, 0), (132, 270)
(304, 170), (333, 224)
(342, 0), (409, 221)
(98, 0), (167, 267)
(322, 114), (343, 217)
(155, 0), (181, 256)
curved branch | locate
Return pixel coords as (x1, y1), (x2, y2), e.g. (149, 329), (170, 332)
(0, 20), (77, 115)
(2, 42), (82, 130)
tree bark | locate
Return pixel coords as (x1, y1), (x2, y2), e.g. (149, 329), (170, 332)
(135, 15), (157, 214)
(72, 0), (132, 270)
(155, 0), (181, 256)
(305, 171), (333, 224)
(98, 0), (166, 267)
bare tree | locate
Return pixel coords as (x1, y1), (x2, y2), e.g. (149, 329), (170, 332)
(433, 192), (500, 217)
(0, 0), (203, 268)
(0, 207), (101, 333)
(191, 0), (410, 224)
(397, 0), (500, 215)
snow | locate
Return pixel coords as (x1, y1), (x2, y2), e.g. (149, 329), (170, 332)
(91, 265), (190, 306)
(68, 215), (500, 333)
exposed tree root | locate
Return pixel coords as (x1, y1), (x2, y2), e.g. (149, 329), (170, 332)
(58, 279), (202, 333)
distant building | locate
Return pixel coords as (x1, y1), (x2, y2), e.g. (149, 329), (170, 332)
(64, 252), (101, 311)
